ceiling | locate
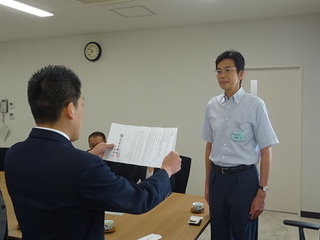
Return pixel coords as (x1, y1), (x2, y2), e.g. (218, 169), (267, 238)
(1, 0), (320, 42)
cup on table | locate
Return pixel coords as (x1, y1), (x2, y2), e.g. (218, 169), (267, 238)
(104, 220), (114, 231)
(192, 202), (204, 212)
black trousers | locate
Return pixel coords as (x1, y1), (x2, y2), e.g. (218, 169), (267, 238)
(209, 165), (259, 240)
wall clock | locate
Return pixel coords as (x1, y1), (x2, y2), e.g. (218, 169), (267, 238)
(84, 42), (102, 62)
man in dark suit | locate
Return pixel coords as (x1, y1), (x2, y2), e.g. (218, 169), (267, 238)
(5, 65), (181, 240)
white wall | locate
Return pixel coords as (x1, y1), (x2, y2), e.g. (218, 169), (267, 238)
(1, 14), (319, 214)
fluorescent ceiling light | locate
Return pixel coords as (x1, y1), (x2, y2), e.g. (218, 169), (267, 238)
(0, 0), (53, 17)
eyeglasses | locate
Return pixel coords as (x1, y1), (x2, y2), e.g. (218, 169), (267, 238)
(214, 67), (237, 75)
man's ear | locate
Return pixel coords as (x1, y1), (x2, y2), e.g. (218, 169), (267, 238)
(239, 70), (245, 80)
(65, 102), (75, 120)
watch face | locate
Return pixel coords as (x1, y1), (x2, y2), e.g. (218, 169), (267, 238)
(258, 185), (268, 192)
(84, 42), (102, 62)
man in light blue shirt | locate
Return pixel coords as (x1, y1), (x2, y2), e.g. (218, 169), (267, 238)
(201, 50), (279, 240)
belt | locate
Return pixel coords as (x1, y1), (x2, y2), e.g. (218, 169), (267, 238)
(212, 163), (254, 174)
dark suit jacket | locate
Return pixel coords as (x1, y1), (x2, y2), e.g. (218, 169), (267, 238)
(5, 128), (171, 240)
(104, 161), (140, 181)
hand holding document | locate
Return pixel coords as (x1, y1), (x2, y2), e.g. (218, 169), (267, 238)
(103, 123), (178, 168)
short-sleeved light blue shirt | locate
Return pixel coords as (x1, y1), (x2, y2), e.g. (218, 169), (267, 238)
(201, 87), (279, 167)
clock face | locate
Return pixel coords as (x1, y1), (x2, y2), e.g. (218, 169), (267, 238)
(84, 42), (102, 62)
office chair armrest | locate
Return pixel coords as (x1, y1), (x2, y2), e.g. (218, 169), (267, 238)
(283, 220), (320, 230)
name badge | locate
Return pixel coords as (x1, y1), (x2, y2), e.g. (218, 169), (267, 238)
(231, 131), (246, 142)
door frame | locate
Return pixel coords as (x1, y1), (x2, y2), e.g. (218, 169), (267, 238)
(245, 65), (302, 215)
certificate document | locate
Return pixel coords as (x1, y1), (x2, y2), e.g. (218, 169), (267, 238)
(103, 123), (178, 168)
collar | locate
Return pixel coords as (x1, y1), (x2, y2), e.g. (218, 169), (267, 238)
(35, 126), (70, 141)
(220, 87), (245, 104)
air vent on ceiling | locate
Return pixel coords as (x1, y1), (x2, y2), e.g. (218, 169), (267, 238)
(111, 6), (156, 18)
(66, 0), (134, 6)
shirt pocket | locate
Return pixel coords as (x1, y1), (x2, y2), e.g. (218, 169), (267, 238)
(231, 122), (253, 142)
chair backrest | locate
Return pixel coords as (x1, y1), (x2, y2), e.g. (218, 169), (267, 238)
(173, 155), (191, 194)
(0, 148), (9, 172)
(0, 190), (7, 240)
(283, 219), (320, 240)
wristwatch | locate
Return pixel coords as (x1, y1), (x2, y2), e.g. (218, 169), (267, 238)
(258, 185), (268, 192)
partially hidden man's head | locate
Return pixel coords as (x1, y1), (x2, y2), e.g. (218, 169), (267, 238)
(88, 131), (106, 149)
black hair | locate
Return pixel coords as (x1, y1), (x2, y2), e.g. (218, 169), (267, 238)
(215, 50), (245, 74)
(27, 65), (81, 124)
(88, 131), (106, 142)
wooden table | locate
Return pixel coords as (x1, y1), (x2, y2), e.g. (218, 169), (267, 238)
(0, 172), (20, 239)
(1, 172), (210, 239)
(104, 193), (210, 240)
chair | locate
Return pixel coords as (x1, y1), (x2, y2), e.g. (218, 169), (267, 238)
(0, 190), (7, 240)
(0, 148), (8, 240)
(283, 219), (320, 240)
(172, 155), (191, 194)
(0, 191), (19, 240)
(0, 148), (9, 172)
